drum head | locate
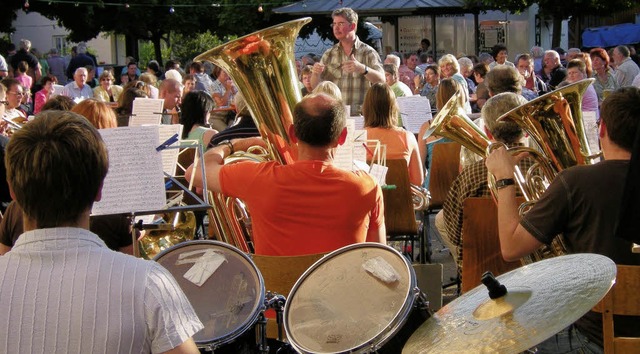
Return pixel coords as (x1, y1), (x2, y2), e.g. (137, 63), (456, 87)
(284, 243), (416, 353)
(154, 240), (265, 348)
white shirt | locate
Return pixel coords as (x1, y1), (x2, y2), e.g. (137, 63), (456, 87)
(61, 81), (94, 101)
(0, 227), (203, 353)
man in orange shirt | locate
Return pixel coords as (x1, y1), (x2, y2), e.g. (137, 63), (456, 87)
(188, 93), (386, 255)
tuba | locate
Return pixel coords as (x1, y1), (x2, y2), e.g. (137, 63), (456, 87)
(194, 18), (311, 252)
(425, 80), (595, 264)
(496, 78), (598, 263)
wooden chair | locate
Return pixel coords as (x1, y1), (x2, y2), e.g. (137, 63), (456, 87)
(461, 197), (521, 293)
(592, 265), (640, 354)
(428, 142), (462, 210)
(252, 253), (326, 341)
(383, 159), (425, 262)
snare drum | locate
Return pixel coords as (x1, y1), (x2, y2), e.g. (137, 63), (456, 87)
(154, 240), (265, 351)
(284, 243), (428, 354)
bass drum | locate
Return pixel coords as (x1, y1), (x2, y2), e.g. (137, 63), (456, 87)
(154, 240), (265, 352)
(284, 243), (430, 354)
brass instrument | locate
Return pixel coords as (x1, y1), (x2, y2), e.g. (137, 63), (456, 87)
(138, 211), (197, 259)
(425, 80), (595, 264)
(194, 18), (311, 252)
(496, 78), (597, 263)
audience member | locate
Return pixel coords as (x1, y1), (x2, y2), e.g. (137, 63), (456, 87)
(9, 39), (41, 83)
(540, 50), (567, 90)
(489, 44), (515, 69)
(516, 53), (547, 99)
(420, 64), (440, 112)
(180, 91), (218, 148)
(33, 75), (56, 114)
(159, 78), (183, 124)
(208, 92), (260, 147)
(383, 64), (413, 98)
(41, 94), (76, 111)
(590, 48), (619, 105)
(93, 70), (123, 104)
(612, 45), (640, 87)
(189, 61), (215, 96)
(560, 59), (599, 116)
(61, 67), (94, 101)
(301, 65), (313, 96)
(473, 63), (490, 110)
(65, 42), (95, 81)
(115, 87), (148, 126)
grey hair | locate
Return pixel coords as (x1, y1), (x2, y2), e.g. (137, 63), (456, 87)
(19, 39), (31, 51)
(458, 57), (473, 70)
(385, 54), (401, 68)
(482, 92), (527, 143)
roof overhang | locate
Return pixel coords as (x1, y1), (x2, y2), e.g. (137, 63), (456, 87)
(274, 0), (480, 17)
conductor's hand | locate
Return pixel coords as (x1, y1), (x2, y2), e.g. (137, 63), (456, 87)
(342, 54), (365, 75)
(312, 62), (325, 75)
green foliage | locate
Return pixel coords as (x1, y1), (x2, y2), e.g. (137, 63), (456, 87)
(167, 31), (235, 65)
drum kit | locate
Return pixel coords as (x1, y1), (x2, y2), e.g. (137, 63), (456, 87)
(153, 240), (616, 354)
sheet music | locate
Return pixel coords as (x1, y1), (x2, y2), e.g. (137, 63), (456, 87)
(160, 124), (183, 176)
(334, 119), (356, 171)
(92, 126), (166, 215)
(582, 111), (600, 160)
(369, 163), (388, 186)
(353, 130), (367, 168)
(351, 115), (365, 130)
(397, 96), (433, 133)
(130, 98), (164, 126)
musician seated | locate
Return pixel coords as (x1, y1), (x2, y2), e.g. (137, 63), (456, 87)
(0, 111), (202, 352)
(435, 92), (529, 274)
(486, 87), (640, 352)
(363, 83), (423, 186)
(188, 92), (386, 256)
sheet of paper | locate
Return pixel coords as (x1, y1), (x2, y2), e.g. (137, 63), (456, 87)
(397, 96), (433, 133)
(159, 124), (183, 176)
(369, 163), (388, 186)
(353, 130), (367, 167)
(92, 126), (166, 215)
(51, 84), (64, 97)
(130, 98), (164, 126)
(581, 111), (600, 161)
(351, 115), (365, 130)
(334, 119), (356, 171)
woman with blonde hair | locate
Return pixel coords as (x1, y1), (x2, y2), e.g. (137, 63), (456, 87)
(363, 83), (423, 186)
(71, 99), (118, 129)
(312, 80), (342, 100)
(93, 71), (123, 105)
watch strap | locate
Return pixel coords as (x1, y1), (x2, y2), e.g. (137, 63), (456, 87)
(495, 178), (515, 189)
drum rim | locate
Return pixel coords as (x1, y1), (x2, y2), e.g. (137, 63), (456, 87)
(283, 242), (418, 354)
(154, 240), (266, 348)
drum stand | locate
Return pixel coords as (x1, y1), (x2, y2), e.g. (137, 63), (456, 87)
(261, 292), (293, 354)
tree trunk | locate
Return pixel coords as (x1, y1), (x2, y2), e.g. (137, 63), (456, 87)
(552, 16), (562, 48)
(151, 32), (163, 67)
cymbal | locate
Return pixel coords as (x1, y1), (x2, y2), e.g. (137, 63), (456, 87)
(403, 254), (616, 354)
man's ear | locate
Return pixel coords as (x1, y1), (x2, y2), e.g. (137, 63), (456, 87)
(288, 124), (298, 144)
(598, 120), (607, 139)
(337, 127), (348, 146)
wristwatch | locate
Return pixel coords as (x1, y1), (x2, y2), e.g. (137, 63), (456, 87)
(218, 140), (234, 154)
(363, 66), (369, 76)
(495, 178), (515, 189)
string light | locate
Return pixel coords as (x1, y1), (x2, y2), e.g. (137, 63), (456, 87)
(31, 0), (293, 8)
(24, 0), (30, 8)
(169, 6), (175, 13)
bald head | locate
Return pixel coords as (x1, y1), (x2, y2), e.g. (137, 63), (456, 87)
(159, 78), (183, 110)
(293, 93), (346, 147)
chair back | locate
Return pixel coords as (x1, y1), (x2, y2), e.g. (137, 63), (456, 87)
(461, 197), (521, 293)
(383, 159), (418, 236)
(252, 252), (326, 340)
(428, 142), (461, 209)
(592, 264), (640, 354)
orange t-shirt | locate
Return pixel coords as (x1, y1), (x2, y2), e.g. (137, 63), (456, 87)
(220, 160), (384, 256)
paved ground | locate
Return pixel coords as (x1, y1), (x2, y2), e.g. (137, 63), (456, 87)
(424, 212), (460, 305)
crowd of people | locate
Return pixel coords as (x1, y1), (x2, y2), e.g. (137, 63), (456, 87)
(0, 5), (638, 353)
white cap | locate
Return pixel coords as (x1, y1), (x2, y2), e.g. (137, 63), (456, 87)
(164, 69), (182, 82)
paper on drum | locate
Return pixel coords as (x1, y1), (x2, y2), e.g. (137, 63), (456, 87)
(176, 249), (227, 287)
(363, 256), (401, 284)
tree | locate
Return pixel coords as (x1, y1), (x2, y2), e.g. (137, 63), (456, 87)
(471, 0), (636, 47)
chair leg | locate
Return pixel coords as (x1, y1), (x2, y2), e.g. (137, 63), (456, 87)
(420, 211), (432, 264)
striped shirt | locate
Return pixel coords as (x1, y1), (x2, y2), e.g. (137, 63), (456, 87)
(0, 227), (203, 353)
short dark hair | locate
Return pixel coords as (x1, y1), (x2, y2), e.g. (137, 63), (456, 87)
(485, 66), (522, 95)
(491, 44), (508, 60)
(601, 87), (640, 151)
(190, 61), (203, 73)
(41, 95), (76, 111)
(293, 93), (346, 147)
(5, 111), (109, 228)
(179, 91), (214, 139)
(472, 63), (489, 78)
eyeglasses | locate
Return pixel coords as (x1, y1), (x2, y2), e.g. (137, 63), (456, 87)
(330, 22), (351, 29)
(101, 78), (113, 82)
(8, 91), (25, 97)
(0, 100), (8, 106)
